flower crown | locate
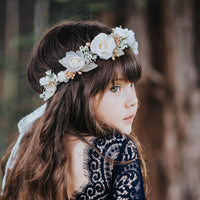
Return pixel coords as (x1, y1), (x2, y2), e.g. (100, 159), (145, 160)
(39, 26), (139, 101)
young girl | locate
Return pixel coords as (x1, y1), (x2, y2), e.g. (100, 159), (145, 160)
(1, 21), (147, 199)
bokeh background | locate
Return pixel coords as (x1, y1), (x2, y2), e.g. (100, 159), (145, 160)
(0, 0), (200, 199)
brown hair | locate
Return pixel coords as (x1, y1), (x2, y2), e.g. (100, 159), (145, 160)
(1, 21), (147, 199)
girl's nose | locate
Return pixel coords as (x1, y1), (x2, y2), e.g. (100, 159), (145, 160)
(125, 98), (138, 108)
(125, 89), (138, 109)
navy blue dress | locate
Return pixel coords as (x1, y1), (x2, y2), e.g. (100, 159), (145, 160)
(71, 133), (145, 200)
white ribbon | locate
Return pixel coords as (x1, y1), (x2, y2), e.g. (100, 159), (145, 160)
(1, 103), (47, 194)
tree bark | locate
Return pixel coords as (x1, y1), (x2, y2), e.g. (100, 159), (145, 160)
(163, 0), (200, 199)
(0, 0), (6, 101)
(4, 0), (19, 101)
(34, 0), (49, 38)
(18, 0), (36, 114)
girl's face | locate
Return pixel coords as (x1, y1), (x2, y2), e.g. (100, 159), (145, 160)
(94, 77), (139, 134)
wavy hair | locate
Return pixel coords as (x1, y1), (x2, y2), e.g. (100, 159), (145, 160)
(1, 21), (148, 199)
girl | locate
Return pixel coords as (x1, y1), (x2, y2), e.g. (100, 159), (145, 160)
(1, 21), (147, 200)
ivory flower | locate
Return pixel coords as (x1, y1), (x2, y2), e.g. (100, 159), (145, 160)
(113, 27), (134, 39)
(113, 27), (139, 55)
(39, 76), (51, 86)
(57, 70), (69, 83)
(40, 84), (57, 101)
(39, 70), (58, 86)
(90, 33), (116, 60)
(39, 70), (58, 101)
(59, 51), (85, 72)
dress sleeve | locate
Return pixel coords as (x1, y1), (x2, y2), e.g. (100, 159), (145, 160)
(111, 136), (145, 200)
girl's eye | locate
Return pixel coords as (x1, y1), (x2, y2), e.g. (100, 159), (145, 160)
(130, 82), (134, 87)
(110, 86), (120, 93)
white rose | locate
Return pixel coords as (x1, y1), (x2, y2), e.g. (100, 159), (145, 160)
(57, 70), (69, 83)
(59, 51), (85, 72)
(90, 33), (116, 60)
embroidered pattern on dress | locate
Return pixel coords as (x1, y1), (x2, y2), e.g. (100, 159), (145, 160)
(71, 133), (145, 200)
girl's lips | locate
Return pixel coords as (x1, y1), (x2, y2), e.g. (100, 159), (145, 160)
(123, 114), (135, 122)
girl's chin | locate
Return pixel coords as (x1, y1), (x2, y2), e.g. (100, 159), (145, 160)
(117, 126), (132, 135)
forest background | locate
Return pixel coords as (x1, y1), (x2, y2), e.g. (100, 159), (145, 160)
(0, 0), (199, 200)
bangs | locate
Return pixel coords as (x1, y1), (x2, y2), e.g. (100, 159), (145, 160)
(110, 49), (141, 84)
(87, 48), (142, 95)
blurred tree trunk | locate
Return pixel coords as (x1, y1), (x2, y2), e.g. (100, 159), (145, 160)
(18, 0), (36, 113)
(194, 0), (200, 85)
(34, 0), (49, 38)
(19, 0), (36, 67)
(144, 1), (169, 199)
(0, 0), (6, 102)
(3, 0), (19, 138)
(4, 0), (19, 101)
(163, 0), (200, 199)
(0, 0), (7, 169)
(139, 0), (200, 200)
(18, 0), (49, 113)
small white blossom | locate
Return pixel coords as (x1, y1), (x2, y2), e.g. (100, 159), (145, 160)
(113, 27), (134, 39)
(113, 27), (139, 55)
(39, 70), (58, 86)
(90, 33), (116, 60)
(40, 84), (57, 101)
(58, 51), (85, 72)
(39, 76), (51, 86)
(57, 70), (69, 83)
(45, 70), (52, 76)
(39, 70), (58, 101)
